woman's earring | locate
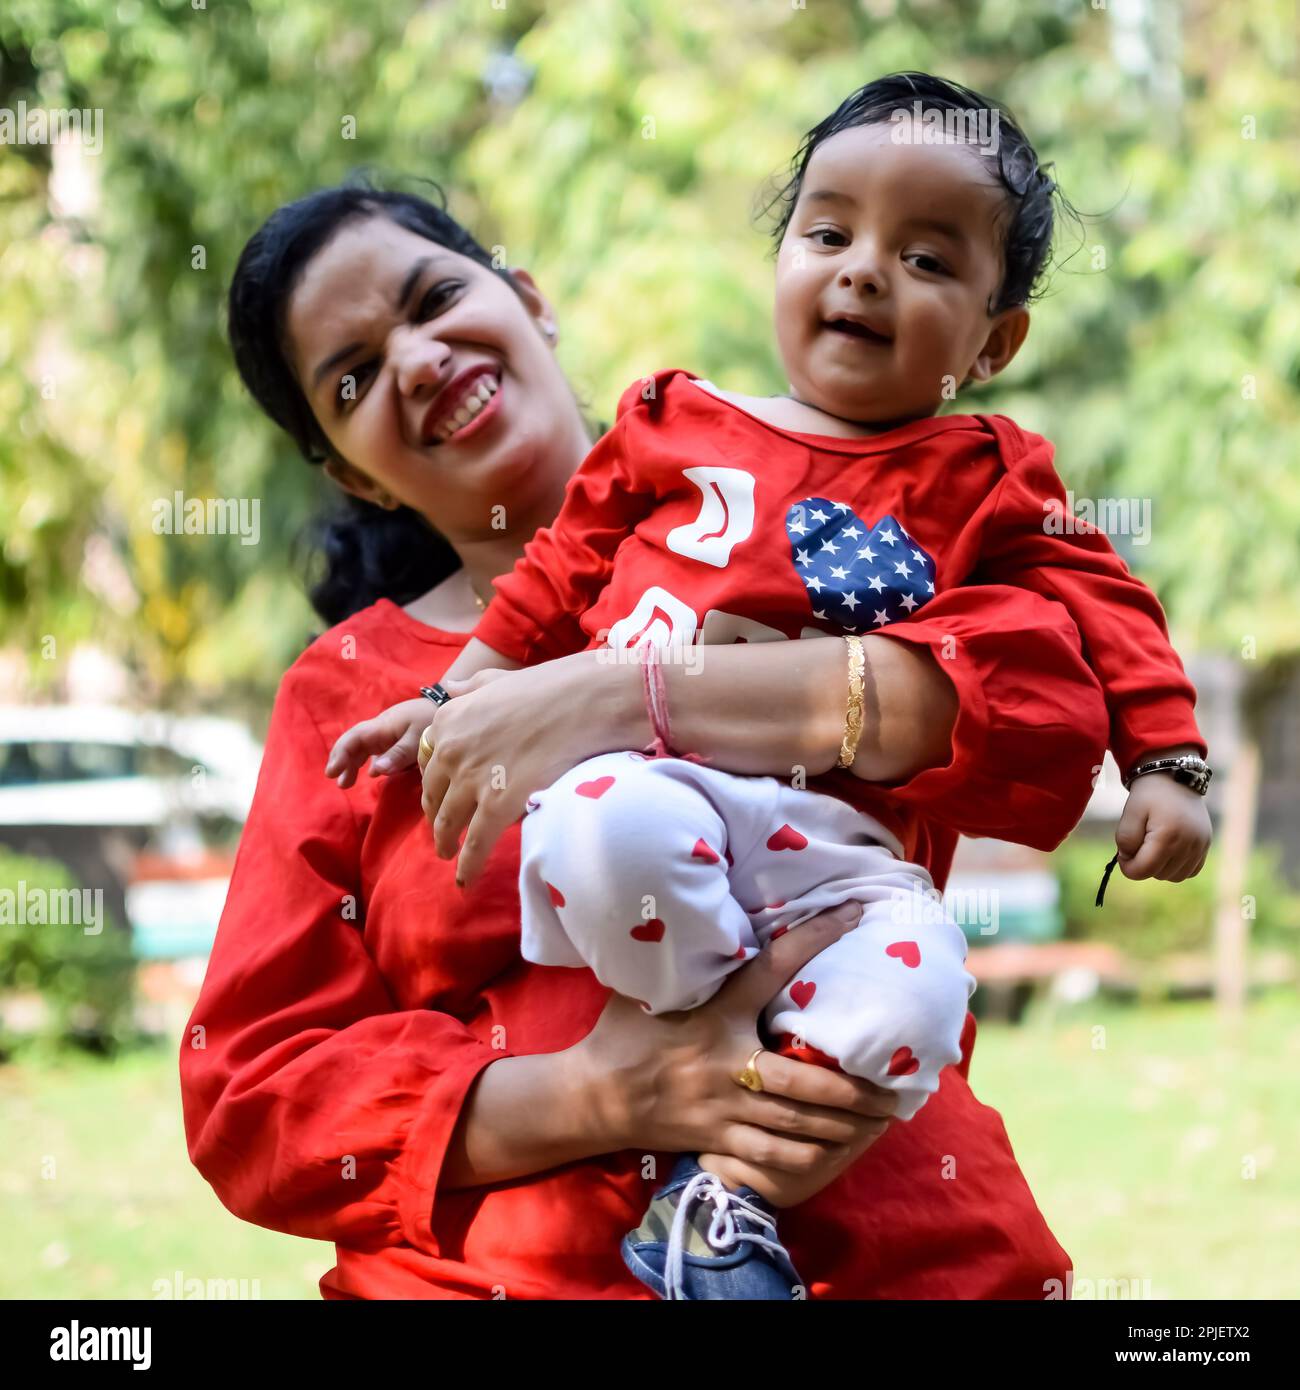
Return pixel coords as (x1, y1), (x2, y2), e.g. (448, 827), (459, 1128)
(543, 322), (557, 343)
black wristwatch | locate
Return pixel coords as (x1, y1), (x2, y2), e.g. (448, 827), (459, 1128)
(1123, 753), (1213, 796)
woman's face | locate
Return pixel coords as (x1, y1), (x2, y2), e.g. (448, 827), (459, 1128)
(283, 215), (583, 540)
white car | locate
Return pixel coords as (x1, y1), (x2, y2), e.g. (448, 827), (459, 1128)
(0, 704), (261, 828)
(0, 705), (262, 960)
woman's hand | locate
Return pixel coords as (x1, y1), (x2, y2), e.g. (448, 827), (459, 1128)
(419, 652), (642, 885)
(573, 902), (899, 1208)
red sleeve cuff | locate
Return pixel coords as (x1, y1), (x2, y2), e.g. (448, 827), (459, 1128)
(1110, 696), (1207, 776)
(867, 589), (1110, 850)
(472, 590), (588, 667)
(471, 598), (535, 665)
(396, 1043), (508, 1258)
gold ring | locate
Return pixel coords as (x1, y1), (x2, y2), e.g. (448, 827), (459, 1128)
(733, 1047), (766, 1093)
(417, 730), (434, 771)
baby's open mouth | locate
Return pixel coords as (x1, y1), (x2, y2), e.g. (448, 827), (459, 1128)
(825, 318), (891, 346)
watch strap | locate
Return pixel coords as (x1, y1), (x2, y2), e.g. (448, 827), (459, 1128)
(1124, 755), (1212, 795)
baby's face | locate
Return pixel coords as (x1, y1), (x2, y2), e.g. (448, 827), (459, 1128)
(774, 120), (1027, 428)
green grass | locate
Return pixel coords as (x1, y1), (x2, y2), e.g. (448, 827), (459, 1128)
(2, 993), (1297, 1299)
(0, 1043), (329, 1299)
(967, 991), (1300, 1299)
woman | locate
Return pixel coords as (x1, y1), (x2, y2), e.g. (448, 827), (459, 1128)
(180, 181), (1109, 1299)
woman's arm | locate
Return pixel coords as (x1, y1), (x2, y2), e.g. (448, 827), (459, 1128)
(657, 586), (1110, 848)
(441, 905), (896, 1205)
(180, 673), (515, 1256)
(182, 670), (864, 1241)
(645, 628), (956, 784)
(426, 583), (1108, 882)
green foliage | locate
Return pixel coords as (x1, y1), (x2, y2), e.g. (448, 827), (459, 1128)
(0, 1), (1295, 711)
(0, 849), (135, 1051)
(1054, 833), (1300, 963)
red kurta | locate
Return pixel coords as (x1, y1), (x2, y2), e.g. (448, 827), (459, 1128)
(182, 592), (1111, 1300)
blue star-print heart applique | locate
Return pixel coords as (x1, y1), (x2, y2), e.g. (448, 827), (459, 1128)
(785, 497), (936, 633)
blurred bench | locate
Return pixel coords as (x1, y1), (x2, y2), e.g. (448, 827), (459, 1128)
(967, 941), (1136, 1022)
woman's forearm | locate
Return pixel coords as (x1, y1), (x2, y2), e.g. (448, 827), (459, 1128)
(439, 1042), (616, 1190)
(597, 636), (957, 785)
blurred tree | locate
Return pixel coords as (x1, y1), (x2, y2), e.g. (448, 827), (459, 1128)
(0, 848), (135, 1051)
(0, 0), (1295, 718)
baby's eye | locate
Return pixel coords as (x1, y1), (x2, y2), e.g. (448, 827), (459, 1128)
(906, 252), (949, 275)
(808, 228), (849, 249)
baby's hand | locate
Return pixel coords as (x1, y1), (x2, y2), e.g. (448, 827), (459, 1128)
(1114, 773), (1212, 882)
(325, 697), (432, 789)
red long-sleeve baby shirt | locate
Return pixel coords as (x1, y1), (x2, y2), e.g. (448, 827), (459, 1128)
(473, 369), (1204, 836)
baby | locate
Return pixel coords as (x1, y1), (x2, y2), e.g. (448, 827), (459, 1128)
(328, 73), (1212, 1299)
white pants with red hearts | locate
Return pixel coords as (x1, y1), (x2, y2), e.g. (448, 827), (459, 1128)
(518, 750), (976, 1121)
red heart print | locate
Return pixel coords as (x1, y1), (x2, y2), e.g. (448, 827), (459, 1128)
(790, 980), (816, 1009)
(732, 945), (748, 960)
(765, 900), (786, 911)
(885, 940), (921, 968)
(630, 918), (666, 943)
(545, 882), (566, 908)
(576, 776), (615, 799)
(888, 1046), (920, 1076)
(770, 925), (790, 940)
(691, 838), (720, 864)
(766, 823), (808, 852)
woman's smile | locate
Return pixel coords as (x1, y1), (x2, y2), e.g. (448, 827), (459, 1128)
(420, 365), (504, 446)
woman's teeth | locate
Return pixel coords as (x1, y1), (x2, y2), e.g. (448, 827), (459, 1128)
(438, 376), (499, 440)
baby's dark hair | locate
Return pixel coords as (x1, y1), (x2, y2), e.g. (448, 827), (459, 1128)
(763, 72), (1073, 314)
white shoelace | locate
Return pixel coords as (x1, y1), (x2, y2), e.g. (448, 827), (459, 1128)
(663, 1170), (789, 1300)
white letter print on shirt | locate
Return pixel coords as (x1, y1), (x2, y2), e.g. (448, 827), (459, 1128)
(698, 610), (787, 645)
(665, 467), (756, 569)
(699, 611), (833, 646)
(606, 586), (700, 655)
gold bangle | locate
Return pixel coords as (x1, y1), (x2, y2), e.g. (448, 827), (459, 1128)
(836, 634), (866, 769)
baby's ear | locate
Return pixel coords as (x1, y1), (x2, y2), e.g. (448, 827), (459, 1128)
(967, 306), (1030, 384)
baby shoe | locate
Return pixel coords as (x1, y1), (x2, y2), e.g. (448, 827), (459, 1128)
(621, 1153), (804, 1300)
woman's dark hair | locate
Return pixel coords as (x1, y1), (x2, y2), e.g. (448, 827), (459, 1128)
(760, 72), (1078, 314)
(227, 176), (524, 626)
